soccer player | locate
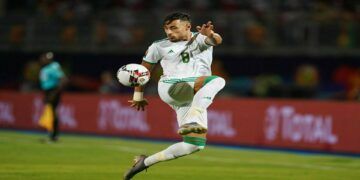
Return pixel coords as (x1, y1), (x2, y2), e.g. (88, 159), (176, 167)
(124, 12), (225, 179)
(39, 52), (67, 142)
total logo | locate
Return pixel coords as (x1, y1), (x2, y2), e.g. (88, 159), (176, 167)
(0, 101), (15, 124)
(264, 105), (338, 145)
(97, 99), (150, 132)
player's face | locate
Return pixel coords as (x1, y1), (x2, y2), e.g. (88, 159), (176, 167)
(39, 55), (51, 66)
(164, 20), (191, 42)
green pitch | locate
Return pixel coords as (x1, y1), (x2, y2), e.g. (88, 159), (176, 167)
(0, 130), (359, 180)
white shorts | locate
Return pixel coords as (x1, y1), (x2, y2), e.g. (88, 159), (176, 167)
(158, 77), (208, 128)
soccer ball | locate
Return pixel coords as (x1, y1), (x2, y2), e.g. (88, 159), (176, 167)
(117, 64), (150, 87)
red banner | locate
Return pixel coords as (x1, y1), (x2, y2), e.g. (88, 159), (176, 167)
(0, 91), (359, 154)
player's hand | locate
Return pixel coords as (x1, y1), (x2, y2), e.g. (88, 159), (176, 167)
(196, 21), (214, 37)
(128, 99), (148, 111)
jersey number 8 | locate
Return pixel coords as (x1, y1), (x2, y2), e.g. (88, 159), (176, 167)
(180, 52), (190, 63)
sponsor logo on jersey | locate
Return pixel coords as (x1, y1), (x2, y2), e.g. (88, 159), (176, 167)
(168, 49), (175, 54)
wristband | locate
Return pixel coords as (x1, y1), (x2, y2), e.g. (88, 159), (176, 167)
(133, 91), (144, 101)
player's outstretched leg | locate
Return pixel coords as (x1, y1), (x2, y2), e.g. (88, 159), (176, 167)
(123, 136), (206, 179)
(123, 155), (148, 180)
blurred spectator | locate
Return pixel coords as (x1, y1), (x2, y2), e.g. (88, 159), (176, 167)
(94, 21), (108, 45)
(279, 0), (310, 11)
(155, 0), (182, 11)
(0, 1), (4, 17)
(347, 70), (360, 101)
(36, 0), (58, 18)
(250, 0), (271, 14)
(293, 64), (319, 98)
(57, 0), (92, 21)
(245, 22), (267, 47)
(295, 64), (319, 88)
(312, 1), (338, 22)
(94, 21), (109, 45)
(190, 0), (212, 11)
(337, 24), (351, 48)
(252, 74), (283, 97)
(130, 26), (145, 45)
(219, 0), (241, 11)
(277, 11), (307, 47)
(9, 24), (25, 46)
(61, 25), (77, 45)
(123, 0), (147, 10)
(106, 9), (141, 46)
(1, 0), (360, 50)
(99, 70), (121, 94)
(333, 65), (360, 100)
(337, 11), (356, 48)
(108, 25), (132, 45)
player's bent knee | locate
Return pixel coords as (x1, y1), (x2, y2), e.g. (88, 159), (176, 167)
(204, 76), (226, 89)
(220, 77), (226, 85)
(183, 136), (207, 152)
(214, 76), (226, 89)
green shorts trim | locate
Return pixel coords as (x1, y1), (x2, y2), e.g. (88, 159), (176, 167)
(161, 77), (198, 84)
(203, 75), (219, 86)
(183, 136), (207, 146)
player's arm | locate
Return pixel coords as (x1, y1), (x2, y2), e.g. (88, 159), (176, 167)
(129, 61), (155, 111)
(129, 41), (160, 111)
(196, 21), (222, 46)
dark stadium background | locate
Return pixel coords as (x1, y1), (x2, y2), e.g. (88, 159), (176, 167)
(0, 0), (359, 100)
(0, 1), (359, 179)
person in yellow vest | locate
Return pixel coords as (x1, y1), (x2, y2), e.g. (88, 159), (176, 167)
(39, 52), (67, 142)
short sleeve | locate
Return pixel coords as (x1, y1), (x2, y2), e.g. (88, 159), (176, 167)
(52, 62), (65, 78)
(143, 43), (161, 64)
(196, 33), (212, 51)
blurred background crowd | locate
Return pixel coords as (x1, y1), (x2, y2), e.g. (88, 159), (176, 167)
(0, 0), (359, 100)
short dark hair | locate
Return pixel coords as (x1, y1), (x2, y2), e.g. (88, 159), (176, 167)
(163, 12), (191, 25)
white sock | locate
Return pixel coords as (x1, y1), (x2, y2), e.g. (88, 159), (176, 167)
(192, 77), (226, 109)
(144, 142), (200, 167)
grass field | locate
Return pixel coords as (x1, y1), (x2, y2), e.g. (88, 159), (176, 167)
(0, 130), (359, 180)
